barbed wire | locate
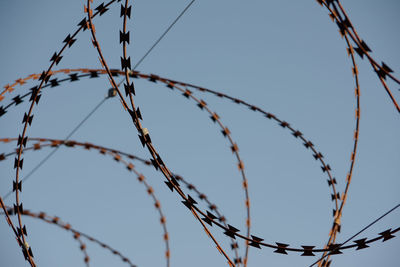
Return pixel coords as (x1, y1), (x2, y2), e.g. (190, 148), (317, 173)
(3, 207), (138, 267)
(1, 136), (398, 263)
(1, 0), (399, 266)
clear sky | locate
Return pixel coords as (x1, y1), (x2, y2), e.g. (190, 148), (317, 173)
(0, 1), (399, 267)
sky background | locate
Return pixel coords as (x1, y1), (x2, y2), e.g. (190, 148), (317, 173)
(0, 0), (399, 266)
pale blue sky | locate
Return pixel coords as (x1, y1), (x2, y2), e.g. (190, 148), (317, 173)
(0, 1), (399, 266)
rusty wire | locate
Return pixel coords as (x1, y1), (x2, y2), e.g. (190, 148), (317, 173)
(3, 206), (137, 267)
(0, 64), (398, 264)
(1, 0), (399, 266)
(0, 66), (398, 263)
(0, 136), (398, 259)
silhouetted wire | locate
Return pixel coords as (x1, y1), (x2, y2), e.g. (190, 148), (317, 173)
(2, 0), (196, 201)
(132, 0), (196, 70)
(309, 203), (400, 267)
(2, 1), (398, 266)
(3, 96), (108, 200)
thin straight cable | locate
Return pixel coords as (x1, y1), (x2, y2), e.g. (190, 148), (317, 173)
(132, 0), (196, 70)
(3, 97), (108, 200)
(309, 203), (400, 267)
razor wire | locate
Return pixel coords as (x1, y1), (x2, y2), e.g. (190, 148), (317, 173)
(1, 0), (399, 267)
